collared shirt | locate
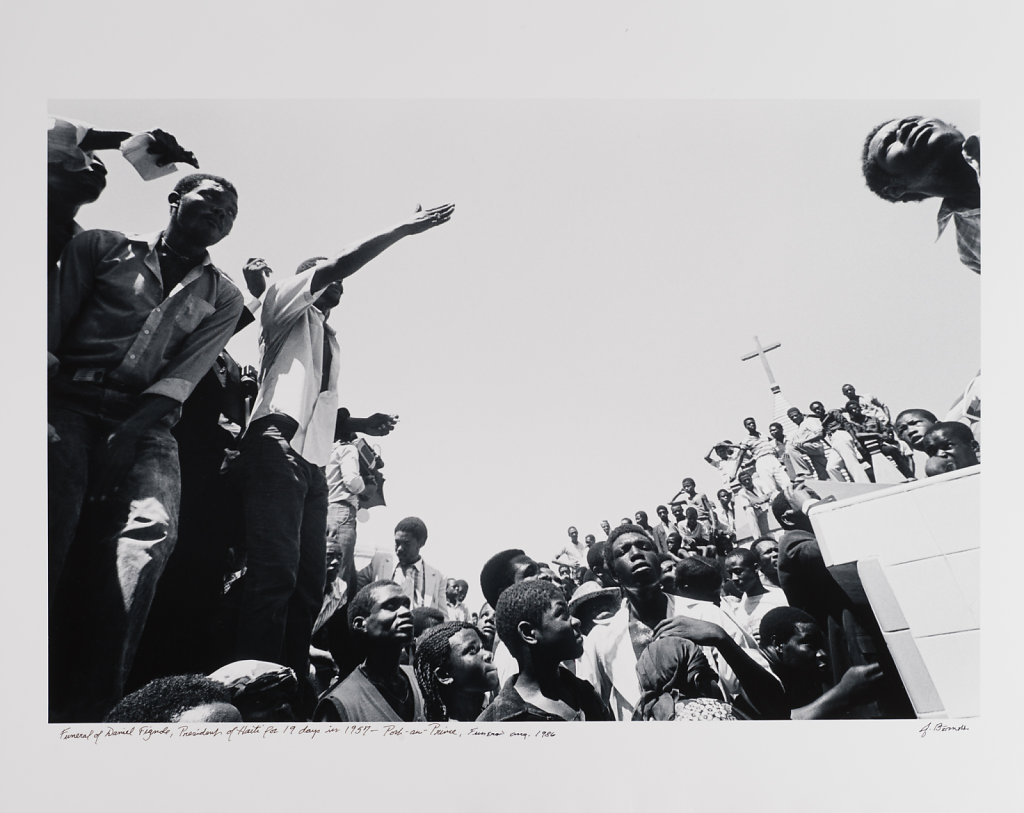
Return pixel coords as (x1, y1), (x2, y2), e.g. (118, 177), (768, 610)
(391, 558), (426, 607)
(248, 267), (341, 466)
(50, 229), (243, 404)
(446, 601), (470, 623)
(326, 441), (365, 506)
(936, 134), (981, 274)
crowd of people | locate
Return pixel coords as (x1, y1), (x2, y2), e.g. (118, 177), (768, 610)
(47, 109), (980, 725)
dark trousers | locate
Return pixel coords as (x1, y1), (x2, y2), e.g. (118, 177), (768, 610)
(234, 420), (328, 684)
(49, 401), (180, 722)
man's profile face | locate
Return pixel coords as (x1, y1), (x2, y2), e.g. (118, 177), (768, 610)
(894, 411), (935, 450)
(778, 622), (829, 673)
(584, 534), (596, 547)
(600, 520), (611, 535)
(753, 540), (779, 574)
(48, 153), (108, 209)
(314, 280), (344, 312)
(867, 116), (964, 201)
(634, 511), (647, 526)
(170, 179), (238, 248)
(394, 530), (425, 567)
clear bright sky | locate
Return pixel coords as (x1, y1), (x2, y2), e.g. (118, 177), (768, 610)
(52, 98), (980, 611)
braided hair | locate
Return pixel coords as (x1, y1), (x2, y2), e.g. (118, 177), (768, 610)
(413, 621), (476, 722)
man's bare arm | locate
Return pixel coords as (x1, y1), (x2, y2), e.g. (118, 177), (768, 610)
(309, 204), (454, 292)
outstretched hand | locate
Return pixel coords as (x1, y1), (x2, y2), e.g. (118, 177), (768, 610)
(836, 663), (884, 701)
(242, 258), (273, 298)
(361, 413), (399, 436)
(146, 128), (200, 168)
(404, 203), (455, 235)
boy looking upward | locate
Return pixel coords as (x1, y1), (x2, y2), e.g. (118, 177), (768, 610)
(477, 580), (612, 722)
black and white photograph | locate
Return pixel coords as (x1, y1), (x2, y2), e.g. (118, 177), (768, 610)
(6, 2), (1018, 810)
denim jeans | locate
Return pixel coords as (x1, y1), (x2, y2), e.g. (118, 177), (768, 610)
(48, 400), (180, 722)
(234, 420), (328, 681)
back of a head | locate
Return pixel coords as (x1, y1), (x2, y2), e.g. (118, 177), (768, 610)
(480, 548), (528, 608)
(105, 674), (235, 723)
(412, 605), (447, 636)
(494, 579), (564, 660)
(673, 556), (721, 599)
(759, 606), (816, 648)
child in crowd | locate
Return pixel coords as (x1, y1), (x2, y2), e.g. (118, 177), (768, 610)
(477, 580), (613, 722)
(922, 421), (980, 473)
(413, 621), (499, 722)
(314, 580), (425, 722)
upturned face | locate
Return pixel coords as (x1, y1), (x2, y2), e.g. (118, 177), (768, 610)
(444, 628), (498, 694)
(787, 408), (803, 425)
(535, 598), (585, 661)
(608, 532), (660, 589)
(600, 520), (611, 534)
(867, 116), (965, 201)
(743, 418), (757, 433)
(809, 402), (826, 418)
(359, 584), (414, 644)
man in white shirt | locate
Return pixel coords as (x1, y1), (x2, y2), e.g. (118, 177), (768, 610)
(232, 203), (453, 701)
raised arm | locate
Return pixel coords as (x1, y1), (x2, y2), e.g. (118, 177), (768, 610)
(309, 203), (454, 292)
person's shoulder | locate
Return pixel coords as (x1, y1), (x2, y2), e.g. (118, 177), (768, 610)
(209, 264), (243, 298)
(66, 228), (130, 253)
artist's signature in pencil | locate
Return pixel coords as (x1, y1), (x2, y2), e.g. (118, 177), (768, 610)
(918, 721), (970, 738)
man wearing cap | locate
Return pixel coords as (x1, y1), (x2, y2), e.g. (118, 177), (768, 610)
(232, 203), (453, 707)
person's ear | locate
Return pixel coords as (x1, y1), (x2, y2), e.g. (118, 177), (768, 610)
(433, 666), (454, 686)
(517, 620), (539, 648)
(168, 191), (180, 210)
(352, 615), (367, 633)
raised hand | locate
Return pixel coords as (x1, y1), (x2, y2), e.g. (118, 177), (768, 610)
(404, 203), (455, 235)
(146, 128), (200, 168)
(242, 257), (273, 298)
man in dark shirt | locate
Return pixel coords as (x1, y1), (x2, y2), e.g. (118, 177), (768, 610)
(48, 173), (243, 722)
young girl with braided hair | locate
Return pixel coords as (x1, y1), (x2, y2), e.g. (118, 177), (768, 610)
(413, 621), (499, 722)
